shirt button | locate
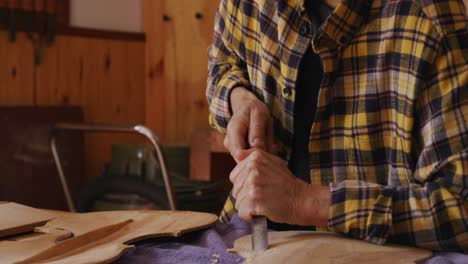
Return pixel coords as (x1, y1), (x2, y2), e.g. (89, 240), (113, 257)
(339, 36), (347, 45)
(300, 23), (310, 36)
(282, 87), (292, 97)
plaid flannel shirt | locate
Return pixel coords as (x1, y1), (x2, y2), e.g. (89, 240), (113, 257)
(206, 0), (468, 252)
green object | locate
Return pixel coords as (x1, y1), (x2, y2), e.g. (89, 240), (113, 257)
(153, 144), (190, 180)
(85, 143), (228, 213)
(108, 144), (149, 178)
(108, 144), (190, 182)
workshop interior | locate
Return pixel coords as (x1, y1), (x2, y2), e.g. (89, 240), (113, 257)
(0, 0), (467, 263)
(0, 0), (238, 262)
(0, 0), (234, 213)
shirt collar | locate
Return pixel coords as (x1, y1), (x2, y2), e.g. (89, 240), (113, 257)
(307, 0), (373, 48)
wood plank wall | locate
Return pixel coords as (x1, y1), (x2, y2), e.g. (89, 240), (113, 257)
(0, 0), (221, 185)
(0, 30), (146, 186)
(143, 0), (218, 143)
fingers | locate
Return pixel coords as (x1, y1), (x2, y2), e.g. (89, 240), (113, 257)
(266, 117), (274, 153)
(235, 184), (249, 215)
(230, 148), (261, 198)
(226, 94), (273, 162)
(237, 201), (254, 222)
(248, 108), (267, 149)
(234, 148), (256, 163)
(224, 115), (249, 161)
(233, 166), (252, 221)
(232, 150), (265, 221)
(231, 149), (286, 187)
(224, 135), (238, 162)
(230, 160), (249, 199)
(236, 181), (260, 222)
(236, 183), (264, 222)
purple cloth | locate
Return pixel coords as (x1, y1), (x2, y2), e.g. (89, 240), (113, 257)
(115, 215), (249, 264)
(423, 253), (468, 264)
(116, 214), (468, 264)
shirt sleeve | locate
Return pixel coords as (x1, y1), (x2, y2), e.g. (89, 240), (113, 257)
(328, 22), (468, 251)
(206, 0), (251, 133)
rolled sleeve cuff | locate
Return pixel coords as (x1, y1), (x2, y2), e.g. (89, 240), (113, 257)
(208, 73), (250, 132)
(328, 180), (393, 245)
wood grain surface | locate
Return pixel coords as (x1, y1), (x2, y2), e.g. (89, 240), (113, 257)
(230, 231), (432, 264)
(0, 208), (218, 264)
(0, 30), (145, 185)
(0, 203), (56, 238)
(35, 34), (146, 184)
(1, 0), (222, 185)
(143, 0), (218, 143)
(0, 33), (35, 106)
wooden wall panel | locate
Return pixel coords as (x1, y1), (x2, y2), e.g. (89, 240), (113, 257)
(35, 36), (146, 184)
(144, 0), (218, 143)
(143, 0), (168, 142)
(1, 0), (220, 184)
(0, 31), (145, 185)
(0, 32), (35, 105)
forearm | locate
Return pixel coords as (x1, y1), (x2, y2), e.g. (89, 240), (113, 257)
(229, 86), (256, 114)
(293, 183), (331, 227)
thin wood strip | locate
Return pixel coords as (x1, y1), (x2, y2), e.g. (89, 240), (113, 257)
(0, 203), (56, 238)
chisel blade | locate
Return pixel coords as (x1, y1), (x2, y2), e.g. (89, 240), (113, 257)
(252, 216), (268, 252)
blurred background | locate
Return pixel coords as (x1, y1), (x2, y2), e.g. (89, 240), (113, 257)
(3, 0), (464, 217)
(0, 0), (234, 214)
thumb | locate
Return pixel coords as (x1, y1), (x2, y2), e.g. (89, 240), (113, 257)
(234, 148), (257, 162)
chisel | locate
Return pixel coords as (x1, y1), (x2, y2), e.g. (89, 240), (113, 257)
(245, 133), (270, 252)
(252, 216), (268, 252)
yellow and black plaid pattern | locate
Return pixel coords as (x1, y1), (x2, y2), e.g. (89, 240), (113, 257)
(206, 0), (468, 252)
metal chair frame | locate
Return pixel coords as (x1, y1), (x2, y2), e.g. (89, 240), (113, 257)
(50, 123), (177, 212)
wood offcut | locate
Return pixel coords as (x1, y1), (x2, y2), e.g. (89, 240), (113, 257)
(0, 203), (218, 264)
(230, 231), (433, 264)
(0, 203), (55, 238)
